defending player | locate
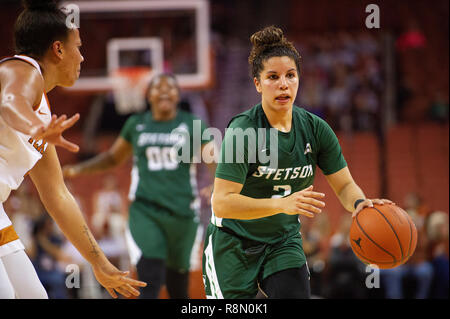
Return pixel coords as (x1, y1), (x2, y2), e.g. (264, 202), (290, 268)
(0, 0), (146, 298)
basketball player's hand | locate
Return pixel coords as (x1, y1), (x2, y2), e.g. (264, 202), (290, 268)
(62, 164), (80, 178)
(281, 185), (325, 218)
(352, 198), (395, 218)
(92, 262), (147, 299)
(200, 184), (214, 201)
(32, 113), (80, 152)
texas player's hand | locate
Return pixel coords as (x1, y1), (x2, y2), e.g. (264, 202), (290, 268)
(92, 261), (147, 298)
(31, 113), (80, 153)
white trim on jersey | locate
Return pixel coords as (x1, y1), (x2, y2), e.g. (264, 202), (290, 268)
(210, 193), (223, 227)
(204, 234), (223, 299)
(13, 55), (42, 75)
(124, 225), (142, 266)
(189, 224), (203, 272)
(189, 163), (201, 219)
(128, 162), (139, 201)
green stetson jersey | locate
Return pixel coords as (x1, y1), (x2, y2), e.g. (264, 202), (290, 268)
(120, 110), (211, 218)
(213, 104), (347, 244)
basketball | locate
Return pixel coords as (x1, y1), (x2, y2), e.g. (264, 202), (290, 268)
(350, 204), (418, 269)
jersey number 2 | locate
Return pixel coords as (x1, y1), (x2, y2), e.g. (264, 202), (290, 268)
(272, 185), (292, 198)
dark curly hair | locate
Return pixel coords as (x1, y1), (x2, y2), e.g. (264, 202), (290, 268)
(248, 26), (301, 80)
(14, 0), (70, 59)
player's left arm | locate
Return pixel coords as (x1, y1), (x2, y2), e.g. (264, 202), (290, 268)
(324, 166), (393, 217)
(201, 140), (218, 174)
(199, 141), (218, 199)
(29, 144), (146, 298)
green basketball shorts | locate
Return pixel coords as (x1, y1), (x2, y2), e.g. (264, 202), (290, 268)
(128, 199), (199, 272)
(202, 223), (307, 299)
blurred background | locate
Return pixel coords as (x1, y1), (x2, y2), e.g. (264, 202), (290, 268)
(0, 0), (448, 299)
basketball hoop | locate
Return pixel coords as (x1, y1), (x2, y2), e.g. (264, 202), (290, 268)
(110, 66), (153, 115)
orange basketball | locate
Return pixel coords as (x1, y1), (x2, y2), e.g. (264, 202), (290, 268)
(349, 203), (418, 269)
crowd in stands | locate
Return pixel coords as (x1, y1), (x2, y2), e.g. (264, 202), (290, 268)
(294, 31), (383, 133)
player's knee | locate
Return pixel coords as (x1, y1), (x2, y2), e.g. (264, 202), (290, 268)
(136, 257), (165, 299)
(166, 267), (189, 299)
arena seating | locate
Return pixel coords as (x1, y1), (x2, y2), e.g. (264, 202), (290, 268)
(387, 123), (449, 213)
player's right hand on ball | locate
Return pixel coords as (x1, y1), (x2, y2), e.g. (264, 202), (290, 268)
(280, 185), (325, 218)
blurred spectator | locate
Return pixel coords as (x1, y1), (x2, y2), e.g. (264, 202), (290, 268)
(301, 213), (331, 298)
(380, 194), (433, 299)
(315, 35), (335, 72)
(395, 75), (414, 123)
(356, 32), (380, 56)
(426, 211), (449, 299)
(334, 31), (358, 67)
(352, 83), (379, 131)
(428, 92), (449, 124)
(324, 216), (367, 298)
(396, 21), (427, 52)
(29, 215), (74, 299)
(404, 193), (431, 222)
(325, 62), (353, 132)
(295, 32), (382, 133)
(299, 67), (327, 119)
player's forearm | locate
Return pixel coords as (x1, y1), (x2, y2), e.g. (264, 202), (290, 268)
(213, 192), (283, 220)
(202, 142), (218, 179)
(42, 188), (109, 267)
(73, 151), (119, 175)
(206, 162), (218, 181)
(336, 181), (366, 213)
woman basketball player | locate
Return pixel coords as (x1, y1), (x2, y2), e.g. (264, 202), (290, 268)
(202, 26), (393, 299)
(0, 0), (146, 298)
(63, 73), (217, 298)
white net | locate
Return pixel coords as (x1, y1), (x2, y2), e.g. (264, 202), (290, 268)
(110, 67), (153, 115)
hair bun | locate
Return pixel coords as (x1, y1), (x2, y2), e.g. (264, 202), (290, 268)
(22, 0), (58, 11)
(250, 26), (285, 47)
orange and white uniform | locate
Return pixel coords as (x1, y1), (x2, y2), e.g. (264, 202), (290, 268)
(0, 55), (51, 257)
